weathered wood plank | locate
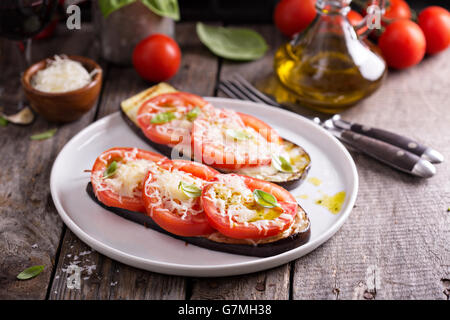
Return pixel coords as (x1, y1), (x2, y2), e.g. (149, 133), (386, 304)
(292, 49), (450, 300)
(189, 25), (292, 300)
(0, 25), (101, 299)
(49, 22), (219, 300)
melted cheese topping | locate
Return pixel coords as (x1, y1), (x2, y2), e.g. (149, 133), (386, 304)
(137, 102), (215, 141)
(236, 141), (310, 182)
(144, 167), (205, 219)
(104, 160), (154, 198)
(203, 174), (287, 234)
(92, 159), (157, 200)
(196, 109), (278, 165)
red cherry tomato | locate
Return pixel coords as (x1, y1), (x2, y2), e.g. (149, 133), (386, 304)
(202, 174), (298, 240)
(384, 0), (411, 21)
(347, 10), (364, 27)
(132, 34), (181, 82)
(418, 6), (450, 54)
(142, 160), (218, 237)
(91, 148), (166, 213)
(274, 0), (317, 37)
(364, 0), (411, 21)
(379, 19), (426, 69)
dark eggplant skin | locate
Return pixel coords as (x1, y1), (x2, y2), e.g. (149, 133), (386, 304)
(86, 183), (311, 258)
(120, 108), (311, 191)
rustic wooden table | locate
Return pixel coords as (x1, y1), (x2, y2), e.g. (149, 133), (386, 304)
(1, 22), (449, 300)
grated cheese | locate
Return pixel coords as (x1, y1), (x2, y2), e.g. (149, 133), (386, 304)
(31, 55), (95, 93)
(144, 166), (205, 219)
(92, 158), (157, 200)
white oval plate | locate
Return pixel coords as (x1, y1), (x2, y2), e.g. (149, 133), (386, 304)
(50, 98), (358, 277)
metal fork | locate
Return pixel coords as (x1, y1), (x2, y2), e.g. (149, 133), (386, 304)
(218, 74), (443, 178)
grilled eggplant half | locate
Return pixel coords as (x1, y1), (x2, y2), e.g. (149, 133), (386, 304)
(120, 83), (311, 190)
(86, 182), (310, 257)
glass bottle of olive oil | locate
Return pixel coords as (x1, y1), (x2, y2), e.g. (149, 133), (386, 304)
(274, 0), (387, 113)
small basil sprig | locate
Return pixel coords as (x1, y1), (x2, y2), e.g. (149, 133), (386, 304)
(99, 0), (180, 20)
(253, 189), (281, 209)
(196, 22), (268, 61)
(17, 265), (45, 280)
(151, 111), (176, 124)
(103, 161), (118, 179)
(30, 128), (57, 140)
(272, 155), (295, 173)
(226, 129), (252, 141)
(178, 181), (202, 198)
(186, 107), (202, 121)
(0, 116), (8, 127)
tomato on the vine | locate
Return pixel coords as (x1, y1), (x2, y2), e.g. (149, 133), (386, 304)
(418, 6), (450, 54)
(378, 19), (426, 69)
(274, 0), (317, 37)
(132, 34), (181, 82)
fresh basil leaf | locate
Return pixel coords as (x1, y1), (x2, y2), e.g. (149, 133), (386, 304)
(30, 128), (57, 140)
(196, 22), (268, 61)
(225, 129), (252, 141)
(98, 0), (136, 18)
(272, 155), (295, 173)
(0, 116), (8, 127)
(151, 111), (176, 124)
(17, 265), (44, 280)
(178, 181), (202, 198)
(141, 0), (180, 20)
(186, 107), (202, 121)
(253, 189), (281, 209)
(103, 161), (118, 179)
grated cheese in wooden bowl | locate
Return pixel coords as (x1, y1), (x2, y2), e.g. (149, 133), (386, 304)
(31, 55), (97, 93)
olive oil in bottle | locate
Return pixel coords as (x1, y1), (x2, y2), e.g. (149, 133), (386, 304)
(274, 0), (387, 113)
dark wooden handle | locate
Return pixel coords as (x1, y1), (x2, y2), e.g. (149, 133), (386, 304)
(340, 130), (421, 173)
(350, 123), (427, 157)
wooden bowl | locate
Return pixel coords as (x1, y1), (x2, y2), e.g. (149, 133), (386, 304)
(22, 55), (103, 123)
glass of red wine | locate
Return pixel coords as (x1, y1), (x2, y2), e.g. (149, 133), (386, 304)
(0, 0), (58, 118)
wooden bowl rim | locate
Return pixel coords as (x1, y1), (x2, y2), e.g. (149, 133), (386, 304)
(21, 55), (102, 97)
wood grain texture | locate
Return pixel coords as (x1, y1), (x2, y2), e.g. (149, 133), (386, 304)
(49, 22), (219, 300)
(292, 49), (450, 300)
(189, 25), (292, 300)
(0, 25), (100, 299)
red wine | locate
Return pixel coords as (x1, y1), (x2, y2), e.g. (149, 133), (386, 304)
(0, 0), (57, 40)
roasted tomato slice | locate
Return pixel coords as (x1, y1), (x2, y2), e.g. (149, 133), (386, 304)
(192, 109), (281, 170)
(137, 92), (212, 146)
(142, 159), (218, 237)
(91, 147), (166, 213)
(201, 174), (298, 239)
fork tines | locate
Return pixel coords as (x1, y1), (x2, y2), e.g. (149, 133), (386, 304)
(218, 74), (281, 108)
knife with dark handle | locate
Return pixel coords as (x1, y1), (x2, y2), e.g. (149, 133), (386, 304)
(337, 130), (436, 178)
(332, 116), (444, 164)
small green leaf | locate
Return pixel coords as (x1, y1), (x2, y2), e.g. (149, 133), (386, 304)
(17, 265), (44, 280)
(196, 22), (268, 61)
(253, 189), (281, 209)
(151, 111), (176, 124)
(30, 128), (57, 140)
(98, 0), (136, 18)
(141, 0), (180, 21)
(272, 155), (295, 173)
(186, 107), (202, 121)
(0, 116), (8, 127)
(225, 129), (252, 141)
(103, 161), (118, 179)
(178, 181), (202, 198)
